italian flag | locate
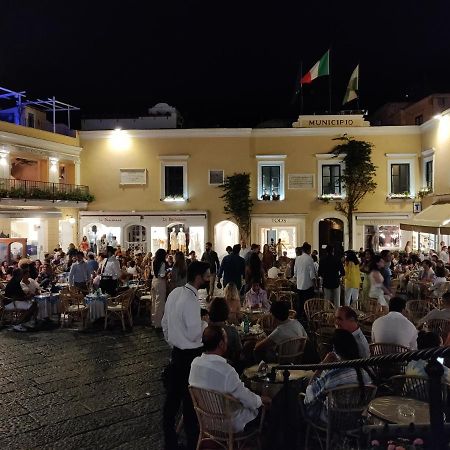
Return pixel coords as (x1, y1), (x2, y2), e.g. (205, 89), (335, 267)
(301, 50), (330, 85)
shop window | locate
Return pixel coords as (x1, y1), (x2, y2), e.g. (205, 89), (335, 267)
(160, 157), (188, 201)
(257, 159), (285, 200)
(390, 163), (410, 194)
(321, 164), (341, 195)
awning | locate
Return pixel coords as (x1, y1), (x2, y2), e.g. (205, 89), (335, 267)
(400, 224), (450, 235)
(414, 203), (450, 226)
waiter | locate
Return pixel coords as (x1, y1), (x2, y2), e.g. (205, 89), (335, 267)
(99, 246), (121, 295)
(162, 261), (210, 450)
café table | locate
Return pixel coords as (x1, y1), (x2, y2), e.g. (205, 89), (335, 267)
(34, 293), (60, 319)
(234, 323), (266, 343)
(242, 308), (267, 325)
(84, 293), (109, 322)
(368, 396), (430, 425)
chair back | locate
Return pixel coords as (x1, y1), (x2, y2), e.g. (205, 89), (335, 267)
(406, 300), (435, 324)
(189, 386), (241, 440)
(275, 292), (294, 309)
(257, 313), (278, 335)
(304, 298), (335, 321)
(426, 318), (450, 340)
(387, 375), (449, 403)
(369, 342), (409, 356)
(369, 342), (409, 380)
(355, 298), (382, 315)
(309, 310), (335, 331)
(327, 384), (377, 433)
(276, 336), (307, 364)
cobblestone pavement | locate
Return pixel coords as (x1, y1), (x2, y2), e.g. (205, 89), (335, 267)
(0, 325), (170, 449)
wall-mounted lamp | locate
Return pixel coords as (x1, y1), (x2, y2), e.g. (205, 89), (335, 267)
(50, 157), (59, 173)
(66, 215), (76, 225)
(0, 147), (10, 167)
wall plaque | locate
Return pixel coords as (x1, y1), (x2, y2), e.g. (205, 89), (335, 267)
(119, 168), (147, 185)
(288, 174), (314, 190)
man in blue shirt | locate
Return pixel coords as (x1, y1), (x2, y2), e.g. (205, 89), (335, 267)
(86, 252), (99, 276)
(218, 244), (245, 290)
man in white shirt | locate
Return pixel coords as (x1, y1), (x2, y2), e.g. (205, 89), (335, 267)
(267, 265), (280, 279)
(372, 297), (418, 349)
(335, 306), (370, 358)
(68, 251), (90, 291)
(293, 243), (316, 319)
(162, 261), (211, 450)
(439, 246), (449, 264)
(189, 325), (269, 432)
(99, 246), (121, 295)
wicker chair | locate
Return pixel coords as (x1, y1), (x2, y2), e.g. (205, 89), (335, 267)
(304, 298), (335, 322)
(275, 291), (295, 309)
(310, 311), (335, 332)
(302, 384), (377, 450)
(369, 343), (409, 381)
(104, 289), (134, 331)
(384, 375), (449, 403)
(426, 318), (450, 340)
(189, 386), (265, 450)
(276, 336), (307, 364)
(355, 298), (383, 315)
(406, 300), (435, 325)
(59, 291), (88, 328)
(257, 313), (278, 335)
(0, 294), (25, 325)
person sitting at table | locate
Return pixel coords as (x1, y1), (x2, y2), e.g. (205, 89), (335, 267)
(254, 301), (307, 362)
(406, 331), (450, 382)
(335, 306), (370, 358)
(21, 269), (40, 297)
(427, 265), (447, 296)
(208, 297), (242, 367)
(420, 260), (436, 283)
(37, 263), (54, 289)
(126, 260), (140, 278)
(224, 282), (242, 325)
(4, 268), (39, 332)
(371, 297), (418, 349)
(244, 280), (270, 311)
(189, 325), (270, 432)
(418, 292), (450, 326)
(267, 264), (280, 279)
(303, 329), (372, 422)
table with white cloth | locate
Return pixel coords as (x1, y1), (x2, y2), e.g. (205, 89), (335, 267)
(34, 293), (60, 320)
(368, 396), (430, 425)
(84, 293), (109, 321)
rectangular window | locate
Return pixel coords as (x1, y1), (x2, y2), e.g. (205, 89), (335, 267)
(261, 165), (280, 196)
(164, 166), (184, 198)
(425, 160), (433, 190)
(256, 158), (285, 200)
(28, 113), (35, 128)
(322, 164), (341, 195)
(391, 163), (410, 194)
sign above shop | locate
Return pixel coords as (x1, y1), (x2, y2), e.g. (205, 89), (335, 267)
(288, 174), (314, 189)
(292, 114), (369, 128)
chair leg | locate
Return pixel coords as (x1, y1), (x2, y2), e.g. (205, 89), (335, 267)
(121, 312), (126, 331)
(104, 310), (108, 330)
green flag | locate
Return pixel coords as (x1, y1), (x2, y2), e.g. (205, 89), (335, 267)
(343, 64), (359, 105)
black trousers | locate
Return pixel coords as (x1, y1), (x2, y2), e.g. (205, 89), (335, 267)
(163, 346), (202, 450)
(295, 286), (315, 320)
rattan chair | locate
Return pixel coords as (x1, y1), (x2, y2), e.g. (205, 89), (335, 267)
(304, 298), (335, 322)
(276, 336), (307, 364)
(189, 386), (265, 450)
(275, 291), (295, 309)
(369, 343), (409, 381)
(355, 298), (383, 315)
(426, 318), (450, 340)
(59, 290), (88, 328)
(104, 289), (134, 331)
(406, 300), (435, 325)
(302, 384), (377, 450)
(257, 313), (278, 335)
(310, 310), (335, 332)
(384, 375), (449, 403)
(0, 294), (25, 325)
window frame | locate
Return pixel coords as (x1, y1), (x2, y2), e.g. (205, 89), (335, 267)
(321, 163), (342, 195)
(256, 155), (286, 201)
(390, 163), (411, 195)
(386, 154), (416, 198)
(316, 155), (346, 199)
(422, 149), (434, 193)
(159, 156), (189, 202)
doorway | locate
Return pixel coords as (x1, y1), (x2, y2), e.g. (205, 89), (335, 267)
(214, 220), (239, 257)
(319, 218), (344, 258)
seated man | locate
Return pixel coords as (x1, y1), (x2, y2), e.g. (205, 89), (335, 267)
(371, 297), (418, 349)
(254, 301), (307, 362)
(335, 306), (370, 358)
(189, 325), (270, 432)
(244, 280), (270, 310)
(418, 292), (450, 325)
(4, 268), (38, 332)
(20, 269), (40, 297)
(267, 265), (280, 279)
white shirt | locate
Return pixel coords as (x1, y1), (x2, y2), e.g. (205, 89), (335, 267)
(68, 260), (90, 284)
(352, 327), (370, 358)
(267, 266), (280, 279)
(239, 248), (250, 259)
(293, 253), (316, 290)
(100, 256), (121, 280)
(162, 284), (203, 349)
(371, 311), (418, 349)
(439, 250), (449, 264)
(20, 278), (40, 296)
(189, 353), (262, 432)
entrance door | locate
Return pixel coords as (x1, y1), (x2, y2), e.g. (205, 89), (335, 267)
(319, 218), (344, 258)
(125, 225), (147, 254)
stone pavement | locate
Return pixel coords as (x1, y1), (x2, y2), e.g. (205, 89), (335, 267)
(0, 325), (170, 449)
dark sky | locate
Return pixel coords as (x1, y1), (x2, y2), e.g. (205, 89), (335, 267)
(1, 1), (450, 127)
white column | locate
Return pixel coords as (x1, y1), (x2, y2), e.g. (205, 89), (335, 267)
(0, 149), (11, 179)
(48, 157), (59, 184)
(74, 159), (81, 185)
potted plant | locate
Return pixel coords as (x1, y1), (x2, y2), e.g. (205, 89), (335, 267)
(261, 190), (271, 201)
(272, 191), (280, 201)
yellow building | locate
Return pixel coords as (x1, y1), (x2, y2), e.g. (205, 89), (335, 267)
(79, 112), (450, 256)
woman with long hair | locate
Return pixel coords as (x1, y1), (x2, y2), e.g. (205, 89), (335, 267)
(261, 244), (273, 273)
(245, 252), (265, 291)
(368, 255), (391, 313)
(223, 282), (242, 324)
(79, 236), (90, 254)
(343, 251), (361, 306)
(304, 329), (372, 421)
(151, 248), (167, 329)
(169, 251), (187, 291)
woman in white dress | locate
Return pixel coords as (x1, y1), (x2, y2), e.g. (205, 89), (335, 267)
(368, 255), (391, 313)
(151, 248), (167, 329)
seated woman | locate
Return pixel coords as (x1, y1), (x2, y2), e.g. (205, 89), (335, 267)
(20, 269), (40, 297)
(428, 265), (447, 298)
(303, 329), (372, 422)
(208, 297), (242, 367)
(406, 331), (450, 382)
(244, 280), (270, 311)
(223, 282), (242, 324)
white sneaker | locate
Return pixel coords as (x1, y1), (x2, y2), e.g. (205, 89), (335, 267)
(12, 324), (27, 332)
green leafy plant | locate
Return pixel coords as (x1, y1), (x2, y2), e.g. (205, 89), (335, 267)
(330, 135), (377, 250)
(219, 173), (253, 243)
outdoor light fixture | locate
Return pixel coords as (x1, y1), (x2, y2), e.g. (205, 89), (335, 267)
(433, 114), (442, 120)
(49, 157), (59, 172)
(67, 215), (76, 225)
(110, 128), (131, 150)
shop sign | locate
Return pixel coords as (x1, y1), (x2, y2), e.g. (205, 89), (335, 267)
(272, 218), (287, 223)
(288, 174), (314, 189)
(162, 217), (187, 223)
(292, 114), (369, 128)
(413, 202), (422, 213)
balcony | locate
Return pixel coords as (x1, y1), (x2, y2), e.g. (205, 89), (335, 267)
(0, 178), (94, 203)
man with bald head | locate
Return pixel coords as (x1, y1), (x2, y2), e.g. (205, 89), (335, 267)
(335, 306), (370, 358)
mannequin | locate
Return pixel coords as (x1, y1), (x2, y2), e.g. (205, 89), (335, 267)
(177, 227), (186, 253)
(170, 227), (178, 251)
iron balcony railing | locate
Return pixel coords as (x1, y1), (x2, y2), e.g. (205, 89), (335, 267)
(0, 178), (93, 202)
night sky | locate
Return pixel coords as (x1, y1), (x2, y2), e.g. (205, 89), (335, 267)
(1, 1), (449, 127)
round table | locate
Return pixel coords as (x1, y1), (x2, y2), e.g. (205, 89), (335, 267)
(34, 293), (60, 319)
(85, 294), (109, 321)
(368, 396), (430, 424)
(242, 309), (267, 325)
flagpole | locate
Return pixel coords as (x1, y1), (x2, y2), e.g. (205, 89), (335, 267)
(328, 48), (332, 113)
(357, 64), (360, 111)
(300, 61), (304, 115)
